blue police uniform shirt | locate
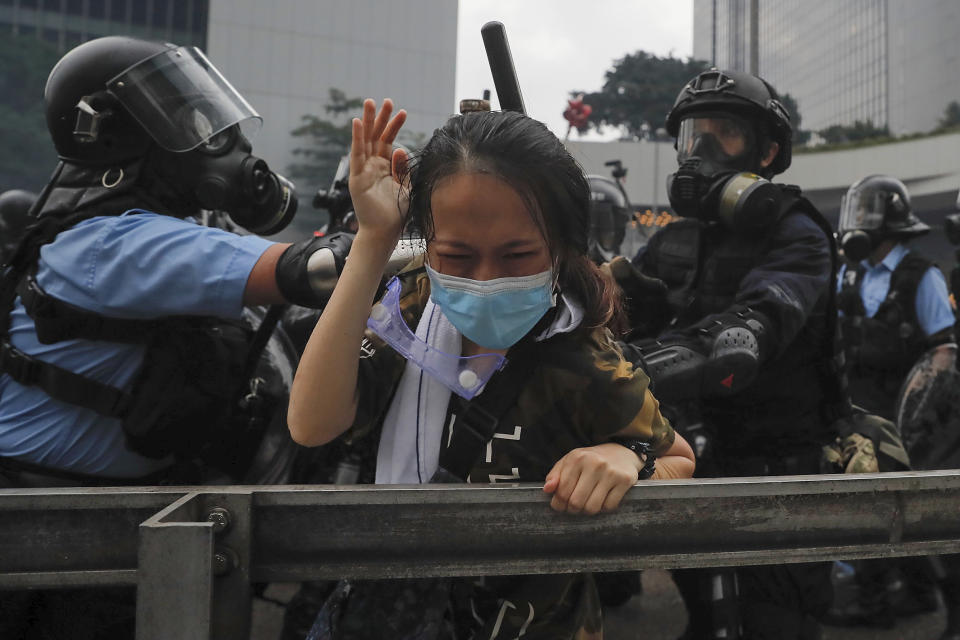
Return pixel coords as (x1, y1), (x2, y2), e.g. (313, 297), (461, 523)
(0, 211), (274, 478)
(837, 243), (955, 337)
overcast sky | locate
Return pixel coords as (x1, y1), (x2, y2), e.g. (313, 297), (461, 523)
(455, 0), (694, 140)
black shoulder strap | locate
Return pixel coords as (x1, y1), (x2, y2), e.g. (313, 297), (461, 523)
(439, 339), (540, 481)
(887, 251), (933, 327)
(18, 271), (168, 344)
(0, 340), (135, 418)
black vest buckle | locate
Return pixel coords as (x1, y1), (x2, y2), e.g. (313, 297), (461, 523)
(0, 342), (41, 385)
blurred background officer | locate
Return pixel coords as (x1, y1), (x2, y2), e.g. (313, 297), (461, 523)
(837, 174), (955, 418)
(0, 36), (352, 640)
(827, 175), (955, 631)
(585, 173), (631, 264)
(618, 68), (841, 639)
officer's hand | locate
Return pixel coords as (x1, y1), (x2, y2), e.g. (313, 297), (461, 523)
(348, 98), (408, 245)
(605, 256), (673, 337)
(543, 443), (640, 515)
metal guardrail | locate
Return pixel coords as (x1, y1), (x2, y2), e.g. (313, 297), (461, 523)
(2, 471), (960, 639)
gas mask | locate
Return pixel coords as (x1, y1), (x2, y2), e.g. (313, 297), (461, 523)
(151, 125), (298, 235)
(838, 229), (878, 263)
(667, 115), (782, 234)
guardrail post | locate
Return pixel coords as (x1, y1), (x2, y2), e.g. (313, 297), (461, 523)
(135, 490), (254, 640)
(136, 492), (213, 640)
(202, 492), (254, 640)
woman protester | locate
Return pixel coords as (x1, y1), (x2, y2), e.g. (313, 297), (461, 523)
(289, 99), (694, 639)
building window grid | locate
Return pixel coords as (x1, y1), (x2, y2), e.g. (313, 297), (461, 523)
(3, 0), (208, 51)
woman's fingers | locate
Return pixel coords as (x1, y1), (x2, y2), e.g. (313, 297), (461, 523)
(565, 466), (603, 514)
(549, 462), (580, 512)
(545, 447), (638, 515)
(370, 98), (394, 143)
(353, 100), (407, 170)
(361, 98), (376, 153)
(601, 481), (632, 513)
(381, 108), (407, 147)
(349, 117), (366, 177)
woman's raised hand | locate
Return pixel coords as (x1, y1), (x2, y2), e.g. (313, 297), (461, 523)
(348, 98), (408, 244)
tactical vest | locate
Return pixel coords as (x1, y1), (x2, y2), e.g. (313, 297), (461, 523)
(0, 208), (280, 478)
(836, 252), (933, 419)
(645, 185), (843, 456)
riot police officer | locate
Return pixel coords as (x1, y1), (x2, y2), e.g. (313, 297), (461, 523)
(619, 68), (842, 639)
(0, 36), (352, 639)
(586, 174), (631, 264)
(827, 175), (954, 630)
(837, 174), (955, 418)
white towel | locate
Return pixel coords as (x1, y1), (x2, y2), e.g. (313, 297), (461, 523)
(375, 294), (584, 485)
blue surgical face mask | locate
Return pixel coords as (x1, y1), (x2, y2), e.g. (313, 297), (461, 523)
(425, 264), (556, 350)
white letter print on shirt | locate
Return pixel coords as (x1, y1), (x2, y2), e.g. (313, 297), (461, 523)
(488, 599), (535, 639)
(487, 426), (522, 483)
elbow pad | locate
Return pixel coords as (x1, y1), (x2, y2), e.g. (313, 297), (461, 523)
(275, 232), (354, 308)
(627, 308), (770, 403)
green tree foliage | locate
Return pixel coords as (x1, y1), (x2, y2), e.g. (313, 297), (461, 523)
(937, 101), (960, 131)
(0, 37), (60, 192)
(778, 93), (810, 146)
(818, 119), (891, 144)
(287, 88), (363, 195)
(572, 52), (711, 137)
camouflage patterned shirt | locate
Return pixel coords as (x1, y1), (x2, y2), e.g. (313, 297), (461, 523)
(344, 264), (675, 639)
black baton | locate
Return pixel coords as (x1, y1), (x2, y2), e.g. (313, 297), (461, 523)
(481, 21), (526, 115)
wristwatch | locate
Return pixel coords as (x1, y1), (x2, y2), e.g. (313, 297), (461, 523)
(609, 437), (657, 480)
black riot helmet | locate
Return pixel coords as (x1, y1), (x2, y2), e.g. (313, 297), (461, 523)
(586, 175), (629, 263)
(839, 175), (929, 262)
(664, 69), (790, 235)
(39, 36), (297, 235)
(45, 37), (167, 165)
(666, 68), (792, 177)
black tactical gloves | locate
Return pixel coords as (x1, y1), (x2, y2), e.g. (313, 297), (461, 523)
(606, 256), (673, 339)
(624, 309), (770, 404)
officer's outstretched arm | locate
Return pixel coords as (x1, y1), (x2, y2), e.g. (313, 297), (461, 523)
(627, 212), (832, 403)
(243, 233), (356, 308)
(623, 307), (771, 404)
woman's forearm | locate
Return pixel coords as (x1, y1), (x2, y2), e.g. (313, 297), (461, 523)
(651, 454), (696, 480)
(288, 230), (396, 446)
(651, 432), (696, 480)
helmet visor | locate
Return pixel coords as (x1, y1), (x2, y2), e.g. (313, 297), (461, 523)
(106, 46), (261, 152)
(677, 114), (756, 167)
(839, 183), (891, 233)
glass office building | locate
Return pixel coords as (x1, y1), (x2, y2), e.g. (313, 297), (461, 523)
(693, 0), (960, 136)
(0, 0), (208, 51)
